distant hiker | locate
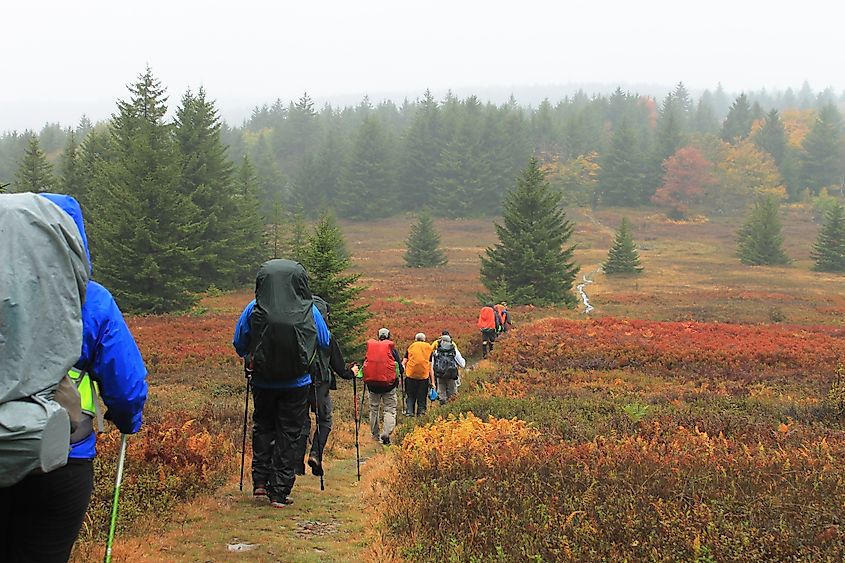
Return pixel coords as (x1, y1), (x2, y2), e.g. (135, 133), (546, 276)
(477, 303), (501, 359)
(432, 332), (466, 405)
(362, 328), (404, 445)
(2, 193), (146, 563)
(233, 259), (331, 508)
(402, 333), (435, 417)
(294, 296), (358, 477)
(494, 302), (512, 333)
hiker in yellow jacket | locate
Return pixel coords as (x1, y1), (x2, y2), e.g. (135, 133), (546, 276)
(402, 333), (435, 416)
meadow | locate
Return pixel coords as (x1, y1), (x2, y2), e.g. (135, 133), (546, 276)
(73, 204), (845, 561)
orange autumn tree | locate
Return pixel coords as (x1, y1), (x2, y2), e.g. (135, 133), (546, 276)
(652, 146), (716, 219)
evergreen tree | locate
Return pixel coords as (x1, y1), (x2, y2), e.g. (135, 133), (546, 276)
(721, 94), (754, 143)
(811, 202), (845, 272)
(400, 89), (443, 210)
(598, 119), (645, 205)
(302, 212), (371, 356)
(342, 115), (396, 219)
(174, 87), (239, 289)
(755, 109), (787, 164)
(87, 67), (201, 313)
(58, 131), (84, 201)
(603, 217), (643, 275)
(231, 155), (267, 281)
(694, 97), (720, 135)
(480, 156), (579, 305)
(286, 210), (308, 263)
(404, 212), (447, 268)
(736, 195), (790, 266)
(13, 136), (56, 193)
(801, 104), (843, 195)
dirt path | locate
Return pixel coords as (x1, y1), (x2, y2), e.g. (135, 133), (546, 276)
(81, 439), (387, 562)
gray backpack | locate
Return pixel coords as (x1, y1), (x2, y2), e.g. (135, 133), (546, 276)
(0, 193), (89, 486)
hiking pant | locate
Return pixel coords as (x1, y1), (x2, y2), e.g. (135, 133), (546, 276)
(0, 459), (93, 563)
(294, 382), (333, 467)
(437, 376), (459, 404)
(252, 385), (310, 502)
(404, 378), (429, 416)
(368, 387), (397, 439)
(481, 329), (497, 356)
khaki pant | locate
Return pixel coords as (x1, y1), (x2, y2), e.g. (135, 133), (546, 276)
(369, 387), (397, 440)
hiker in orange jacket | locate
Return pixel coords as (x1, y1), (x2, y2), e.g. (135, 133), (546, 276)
(478, 303), (501, 359)
(402, 333), (435, 416)
(494, 302), (512, 333)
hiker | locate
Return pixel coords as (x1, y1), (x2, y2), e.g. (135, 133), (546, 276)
(362, 328), (404, 445)
(477, 303), (501, 359)
(294, 296), (358, 477)
(494, 302), (512, 333)
(402, 333), (435, 416)
(233, 259), (330, 508)
(432, 332), (466, 405)
(2, 193), (147, 563)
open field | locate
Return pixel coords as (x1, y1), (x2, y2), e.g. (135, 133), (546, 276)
(72, 206), (845, 561)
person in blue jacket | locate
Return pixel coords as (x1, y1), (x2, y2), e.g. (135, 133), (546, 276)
(233, 261), (330, 508)
(2, 193), (148, 562)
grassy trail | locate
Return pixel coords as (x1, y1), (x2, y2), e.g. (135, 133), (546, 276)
(85, 439), (389, 562)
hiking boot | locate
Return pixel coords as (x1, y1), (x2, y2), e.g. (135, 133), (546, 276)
(295, 461), (306, 476)
(380, 434), (391, 445)
(270, 496), (294, 508)
(372, 434), (381, 443)
(253, 484), (268, 497)
(308, 454), (324, 477)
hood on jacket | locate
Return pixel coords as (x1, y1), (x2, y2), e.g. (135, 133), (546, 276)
(39, 193), (91, 273)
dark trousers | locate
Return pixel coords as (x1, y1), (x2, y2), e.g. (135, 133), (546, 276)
(0, 459), (94, 563)
(252, 385), (309, 502)
(405, 378), (429, 416)
(294, 382), (333, 466)
(481, 329), (497, 356)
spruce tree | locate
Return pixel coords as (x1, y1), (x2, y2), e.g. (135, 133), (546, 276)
(598, 119), (646, 206)
(721, 94), (754, 143)
(404, 212), (448, 268)
(801, 104), (843, 195)
(400, 90), (443, 210)
(736, 196), (790, 266)
(603, 217), (643, 275)
(811, 202), (845, 272)
(58, 131), (85, 201)
(13, 136), (56, 193)
(87, 67), (201, 313)
(342, 115), (396, 219)
(174, 87), (239, 289)
(302, 212), (371, 356)
(480, 156), (579, 305)
(231, 155), (267, 282)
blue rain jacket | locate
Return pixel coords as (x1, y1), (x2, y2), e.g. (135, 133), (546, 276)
(233, 299), (330, 389)
(40, 193), (148, 460)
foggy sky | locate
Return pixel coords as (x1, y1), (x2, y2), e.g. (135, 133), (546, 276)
(3, 0), (842, 131)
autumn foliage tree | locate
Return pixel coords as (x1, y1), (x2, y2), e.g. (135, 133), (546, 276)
(651, 146), (715, 219)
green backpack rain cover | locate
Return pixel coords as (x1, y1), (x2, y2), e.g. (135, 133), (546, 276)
(250, 259), (318, 380)
(0, 193), (89, 486)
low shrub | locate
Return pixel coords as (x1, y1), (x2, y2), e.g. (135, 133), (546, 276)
(383, 414), (845, 561)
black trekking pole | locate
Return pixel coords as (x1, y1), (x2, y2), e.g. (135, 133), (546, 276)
(352, 373), (361, 481)
(313, 384), (325, 491)
(239, 362), (252, 493)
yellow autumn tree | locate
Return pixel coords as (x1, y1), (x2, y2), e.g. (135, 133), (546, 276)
(545, 151), (601, 207)
(714, 140), (786, 211)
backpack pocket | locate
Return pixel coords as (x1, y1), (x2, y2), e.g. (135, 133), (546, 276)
(0, 395), (70, 486)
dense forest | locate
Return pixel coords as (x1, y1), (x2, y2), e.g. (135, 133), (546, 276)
(2, 69), (843, 311)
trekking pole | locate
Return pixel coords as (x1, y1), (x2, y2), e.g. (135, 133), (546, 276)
(352, 373), (361, 481)
(104, 434), (128, 563)
(239, 373), (251, 492)
(313, 384), (325, 492)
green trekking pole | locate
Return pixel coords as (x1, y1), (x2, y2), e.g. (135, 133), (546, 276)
(104, 434), (128, 563)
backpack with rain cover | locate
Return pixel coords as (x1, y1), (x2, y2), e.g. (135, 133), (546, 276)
(250, 259), (318, 380)
(434, 342), (459, 380)
(0, 193), (89, 486)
